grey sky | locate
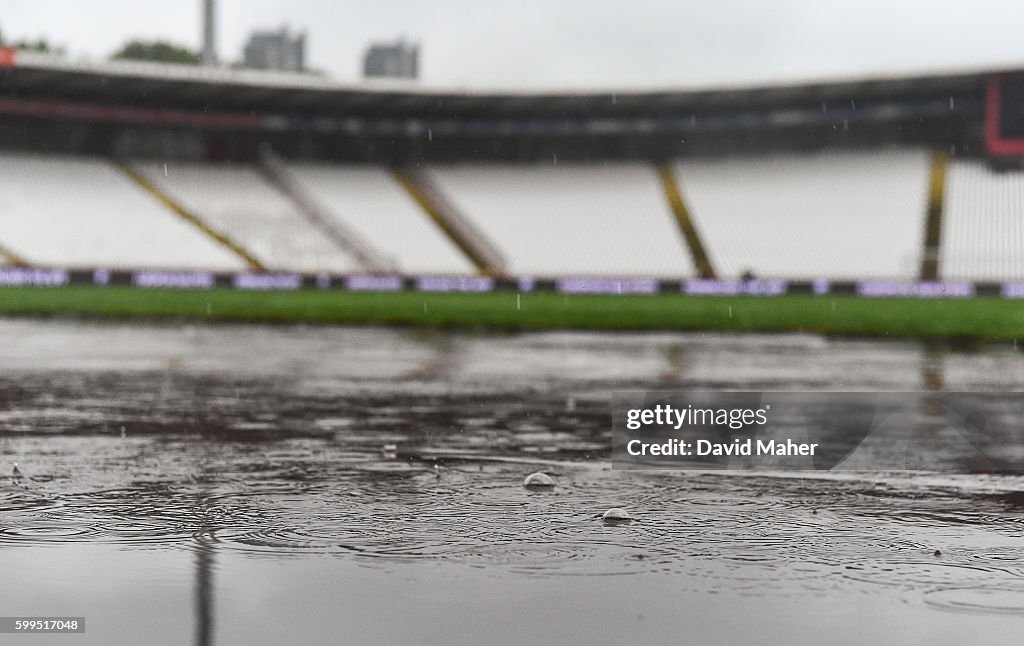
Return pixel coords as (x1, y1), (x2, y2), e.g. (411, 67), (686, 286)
(3, 0), (1024, 89)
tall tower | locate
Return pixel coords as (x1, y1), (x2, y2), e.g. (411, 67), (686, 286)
(201, 0), (217, 65)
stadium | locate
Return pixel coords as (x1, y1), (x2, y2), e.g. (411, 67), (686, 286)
(4, 47), (1024, 336)
(8, 4), (1024, 644)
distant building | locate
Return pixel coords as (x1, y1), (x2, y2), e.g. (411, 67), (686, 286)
(363, 40), (418, 80)
(243, 26), (305, 72)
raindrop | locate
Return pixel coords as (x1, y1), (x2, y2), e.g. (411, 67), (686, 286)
(427, 128), (433, 142)
(602, 508), (631, 524)
(523, 472), (555, 488)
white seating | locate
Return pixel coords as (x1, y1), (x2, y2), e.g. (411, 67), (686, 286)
(943, 160), (1024, 281)
(136, 162), (358, 273)
(0, 153), (245, 270)
(431, 163), (691, 277)
(288, 165), (472, 274)
(676, 151), (929, 279)
(0, 151), (1016, 282)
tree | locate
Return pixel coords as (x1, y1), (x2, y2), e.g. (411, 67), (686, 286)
(112, 40), (199, 65)
(0, 31), (64, 55)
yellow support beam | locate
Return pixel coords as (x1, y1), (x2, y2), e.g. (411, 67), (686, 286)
(0, 242), (28, 267)
(919, 151), (948, 281)
(115, 161), (265, 271)
(391, 166), (507, 275)
(655, 164), (716, 279)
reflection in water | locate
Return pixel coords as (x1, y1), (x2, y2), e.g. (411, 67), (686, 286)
(659, 343), (687, 382)
(194, 508), (216, 646)
(922, 343), (946, 392)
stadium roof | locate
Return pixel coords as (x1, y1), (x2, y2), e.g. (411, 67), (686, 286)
(0, 49), (997, 118)
(0, 49), (1010, 161)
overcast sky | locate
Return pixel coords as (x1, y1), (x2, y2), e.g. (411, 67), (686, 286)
(3, 0), (1024, 89)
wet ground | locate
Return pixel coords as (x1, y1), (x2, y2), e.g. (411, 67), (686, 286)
(2, 319), (1024, 645)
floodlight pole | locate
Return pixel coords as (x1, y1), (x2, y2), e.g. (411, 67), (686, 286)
(201, 0), (217, 65)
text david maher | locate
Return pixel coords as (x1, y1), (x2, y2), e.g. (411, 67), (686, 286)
(626, 437), (818, 457)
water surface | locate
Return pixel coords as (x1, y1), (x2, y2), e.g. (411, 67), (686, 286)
(2, 319), (1024, 645)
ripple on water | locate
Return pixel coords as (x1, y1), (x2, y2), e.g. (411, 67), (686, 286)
(967, 547), (1024, 566)
(841, 560), (1021, 589)
(0, 523), (98, 542)
(5, 452), (1024, 597)
(924, 587), (1024, 614)
(0, 491), (62, 514)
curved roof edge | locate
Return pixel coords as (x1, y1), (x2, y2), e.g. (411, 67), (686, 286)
(8, 48), (1018, 102)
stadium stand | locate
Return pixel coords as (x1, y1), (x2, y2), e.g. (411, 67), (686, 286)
(431, 163), (692, 277)
(0, 152), (246, 270)
(133, 162), (358, 273)
(676, 151), (930, 279)
(0, 148), (1014, 282)
(943, 160), (1024, 281)
(287, 164), (473, 275)
(3, 55), (1023, 283)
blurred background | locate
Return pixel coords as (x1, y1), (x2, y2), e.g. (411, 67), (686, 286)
(0, 0), (1023, 286)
